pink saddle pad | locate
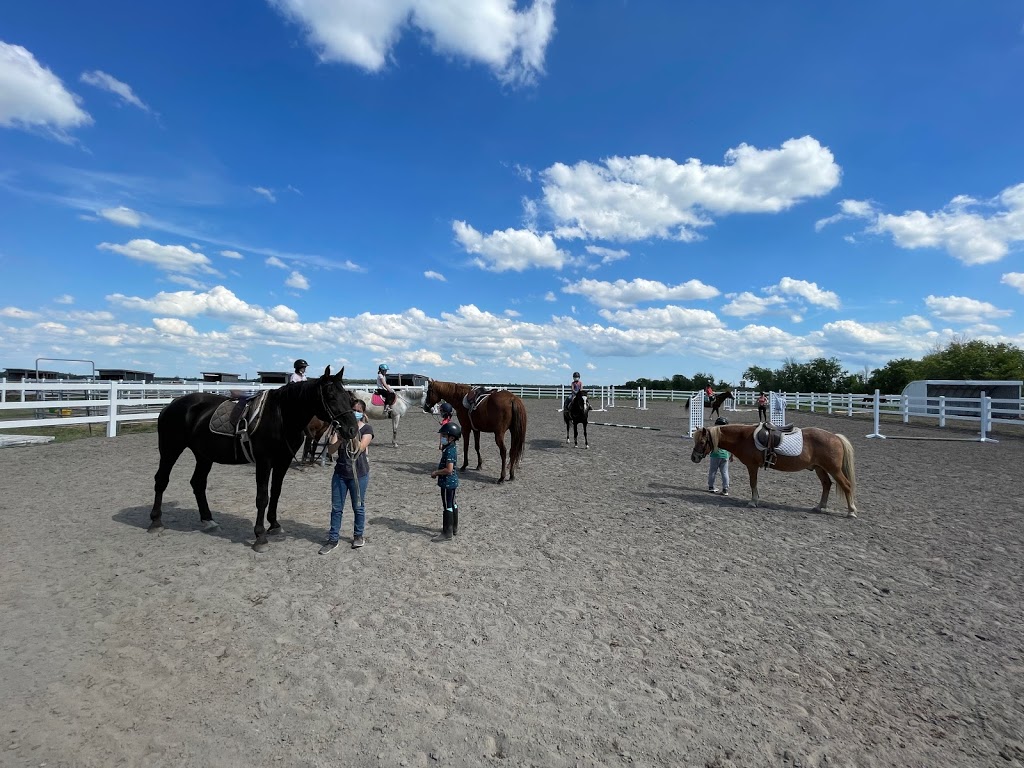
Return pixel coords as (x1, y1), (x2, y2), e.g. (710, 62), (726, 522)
(371, 393), (385, 406)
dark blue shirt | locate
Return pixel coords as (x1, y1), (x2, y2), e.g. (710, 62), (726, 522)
(436, 443), (458, 489)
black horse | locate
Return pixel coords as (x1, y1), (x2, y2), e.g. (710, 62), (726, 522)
(563, 391), (591, 448)
(150, 366), (359, 551)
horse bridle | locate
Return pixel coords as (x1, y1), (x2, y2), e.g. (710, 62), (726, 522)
(694, 428), (715, 459)
(319, 382), (355, 429)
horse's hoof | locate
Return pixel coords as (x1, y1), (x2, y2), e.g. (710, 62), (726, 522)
(252, 540), (269, 553)
(147, 523), (164, 533)
(268, 525), (284, 536)
(847, 511), (858, 519)
(585, 445), (590, 449)
(200, 520), (220, 532)
(747, 502), (758, 509)
(810, 507), (823, 514)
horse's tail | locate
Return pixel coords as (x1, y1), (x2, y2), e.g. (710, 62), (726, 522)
(684, 397), (690, 409)
(509, 396), (527, 474)
(837, 434), (856, 507)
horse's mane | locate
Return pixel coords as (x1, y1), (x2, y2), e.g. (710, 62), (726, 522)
(708, 425), (721, 452)
(430, 380), (471, 402)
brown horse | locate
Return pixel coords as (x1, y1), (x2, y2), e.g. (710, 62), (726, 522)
(422, 380), (527, 483)
(708, 390), (733, 419)
(690, 423), (858, 517)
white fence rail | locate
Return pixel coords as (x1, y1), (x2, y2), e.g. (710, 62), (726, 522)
(1, 380), (1020, 438)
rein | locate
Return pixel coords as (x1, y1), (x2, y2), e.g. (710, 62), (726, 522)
(319, 382), (354, 429)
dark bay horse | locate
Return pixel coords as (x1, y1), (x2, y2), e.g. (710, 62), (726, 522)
(563, 391), (591, 448)
(690, 423), (857, 517)
(422, 380), (527, 483)
(708, 390), (733, 419)
(150, 366), (359, 550)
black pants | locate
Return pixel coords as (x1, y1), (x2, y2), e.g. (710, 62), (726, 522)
(376, 388), (396, 407)
(439, 487), (457, 512)
(758, 406), (768, 422)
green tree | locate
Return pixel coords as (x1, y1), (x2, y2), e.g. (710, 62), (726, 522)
(868, 358), (921, 394)
(919, 339), (1024, 380)
(742, 365), (777, 391)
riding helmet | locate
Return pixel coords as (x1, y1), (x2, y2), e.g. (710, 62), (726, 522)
(378, 363), (389, 372)
(714, 417), (728, 426)
(439, 402), (454, 416)
(572, 372), (580, 380)
(294, 359), (308, 370)
(439, 422), (462, 439)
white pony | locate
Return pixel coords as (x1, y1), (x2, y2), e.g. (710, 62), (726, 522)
(348, 386), (427, 447)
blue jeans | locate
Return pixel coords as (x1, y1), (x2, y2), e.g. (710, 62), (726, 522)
(329, 472), (369, 541)
(708, 457), (730, 491)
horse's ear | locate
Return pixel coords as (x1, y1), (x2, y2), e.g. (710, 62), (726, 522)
(323, 365), (332, 378)
(332, 366), (345, 382)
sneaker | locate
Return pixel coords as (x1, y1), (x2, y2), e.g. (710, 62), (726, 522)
(351, 536), (365, 549)
(721, 489), (729, 496)
(318, 540), (340, 555)
(707, 487), (719, 494)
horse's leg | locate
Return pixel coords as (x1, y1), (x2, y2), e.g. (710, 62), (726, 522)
(811, 467), (832, 513)
(253, 460), (272, 552)
(746, 463), (760, 508)
(473, 430), (483, 470)
(460, 430), (470, 471)
(150, 441), (186, 531)
(565, 415), (571, 443)
(391, 412), (400, 448)
(190, 457), (220, 531)
(494, 431), (508, 484)
(266, 460), (290, 535)
(582, 420), (589, 449)
(572, 421), (578, 447)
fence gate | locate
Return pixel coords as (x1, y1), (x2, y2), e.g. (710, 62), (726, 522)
(688, 391), (704, 436)
(770, 392), (787, 427)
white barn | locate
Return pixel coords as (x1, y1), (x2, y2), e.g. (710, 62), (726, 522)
(901, 379), (1023, 416)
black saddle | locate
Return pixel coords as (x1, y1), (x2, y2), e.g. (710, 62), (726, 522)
(754, 421), (796, 450)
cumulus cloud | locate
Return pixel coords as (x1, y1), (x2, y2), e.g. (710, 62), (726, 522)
(814, 199), (875, 231)
(98, 205), (143, 227)
(453, 221), (570, 271)
(54, 294), (75, 305)
(1002, 272), (1024, 293)
(270, 0), (557, 85)
(269, 305), (299, 322)
(924, 295), (1013, 323)
(719, 292), (789, 318)
(544, 291), (557, 301)
(0, 306), (40, 320)
(597, 305), (724, 330)
(821, 184), (1024, 265)
(562, 277), (719, 309)
(585, 245), (629, 264)
(768, 277), (841, 309)
(98, 239), (217, 274)
(220, 250), (244, 260)
(152, 317), (198, 336)
(79, 70), (150, 111)
(107, 285), (268, 320)
(252, 186), (276, 203)
(424, 270), (446, 281)
(0, 41), (91, 137)
(541, 136), (840, 242)
(265, 256), (287, 269)
(285, 271), (310, 290)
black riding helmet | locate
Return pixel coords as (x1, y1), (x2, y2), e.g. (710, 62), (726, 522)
(439, 402), (454, 416)
(714, 417), (728, 425)
(439, 422), (462, 439)
(294, 358), (308, 370)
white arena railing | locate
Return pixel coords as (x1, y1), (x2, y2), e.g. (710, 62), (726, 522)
(0, 380), (1020, 438)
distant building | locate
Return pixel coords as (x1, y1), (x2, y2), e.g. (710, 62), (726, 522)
(202, 372), (241, 383)
(1, 368), (68, 381)
(97, 368), (154, 383)
(385, 372), (430, 387)
(258, 371), (290, 385)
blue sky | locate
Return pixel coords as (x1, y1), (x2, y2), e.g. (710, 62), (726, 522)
(1, 1), (1023, 384)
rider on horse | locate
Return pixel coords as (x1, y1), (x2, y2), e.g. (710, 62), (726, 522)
(565, 371), (584, 412)
(375, 363), (397, 417)
(291, 359), (308, 383)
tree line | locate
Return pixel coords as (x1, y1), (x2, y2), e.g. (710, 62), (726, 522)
(623, 340), (1024, 395)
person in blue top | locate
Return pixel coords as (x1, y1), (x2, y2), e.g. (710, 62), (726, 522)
(429, 421), (461, 540)
(707, 417), (733, 496)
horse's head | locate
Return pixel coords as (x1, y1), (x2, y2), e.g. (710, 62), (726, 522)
(422, 379), (440, 413)
(690, 427), (714, 463)
(318, 365), (359, 439)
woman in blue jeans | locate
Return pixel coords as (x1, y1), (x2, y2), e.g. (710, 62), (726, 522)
(319, 399), (374, 554)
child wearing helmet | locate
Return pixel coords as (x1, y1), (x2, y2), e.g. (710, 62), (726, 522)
(707, 417), (733, 496)
(291, 359), (309, 383)
(375, 363), (396, 417)
(429, 421), (461, 540)
(565, 371), (584, 411)
(438, 402), (455, 426)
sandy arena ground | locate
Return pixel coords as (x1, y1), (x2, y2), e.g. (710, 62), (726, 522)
(1, 398), (1022, 767)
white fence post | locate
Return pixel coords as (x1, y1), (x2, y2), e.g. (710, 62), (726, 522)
(938, 396), (946, 428)
(866, 389), (885, 439)
(106, 380), (118, 438)
(979, 392), (999, 443)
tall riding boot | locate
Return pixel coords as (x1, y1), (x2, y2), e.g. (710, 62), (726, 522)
(451, 507), (459, 537)
(437, 511), (453, 541)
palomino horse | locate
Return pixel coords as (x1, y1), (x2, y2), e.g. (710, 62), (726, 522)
(150, 366), (359, 551)
(690, 423), (858, 517)
(302, 386), (427, 458)
(563, 391), (591, 448)
(422, 380), (527, 483)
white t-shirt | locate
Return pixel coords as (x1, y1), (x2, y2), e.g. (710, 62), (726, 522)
(377, 372), (389, 388)
(290, 372), (307, 383)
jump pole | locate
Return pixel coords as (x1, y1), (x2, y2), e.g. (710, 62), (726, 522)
(590, 421), (661, 431)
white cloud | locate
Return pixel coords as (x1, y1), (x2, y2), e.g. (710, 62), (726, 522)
(265, 256), (287, 269)
(166, 275), (210, 290)
(0, 306), (40, 320)
(152, 317), (198, 336)
(504, 309), (521, 317)
(98, 205), (143, 227)
(0, 42), (91, 137)
(924, 295), (1013, 323)
(285, 270), (310, 290)
(220, 249), (244, 260)
(453, 221), (570, 271)
(424, 270), (446, 281)
(544, 291), (556, 302)
(107, 285), (268, 320)
(287, 184), (302, 195)
(270, 0), (557, 85)
(79, 70), (150, 112)
(585, 245), (629, 264)
(598, 305), (724, 330)
(719, 292), (788, 318)
(542, 136), (840, 242)
(404, 348), (452, 366)
(252, 186), (276, 203)
(98, 239), (217, 274)
(814, 199), (875, 232)
(1002, 272), (1024, 293)
(562, 277), (719, 309)
(54, 294), (74, 305)
(769, 277), (841, 309)
(269, 305), (299, 322)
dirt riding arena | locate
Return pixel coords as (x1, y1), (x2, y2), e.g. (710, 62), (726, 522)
(2, 398), (1022, 768)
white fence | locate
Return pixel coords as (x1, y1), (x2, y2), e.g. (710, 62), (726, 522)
(1, 380), (1020, 438)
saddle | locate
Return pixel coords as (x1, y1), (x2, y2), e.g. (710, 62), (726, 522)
(463, 386), (492, 413)
(209, 390), (269, 463)
(752, 421), (800, 469)
(370, 393), (386, 407)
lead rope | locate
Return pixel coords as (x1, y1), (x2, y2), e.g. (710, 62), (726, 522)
(346, 435), (364, 508)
